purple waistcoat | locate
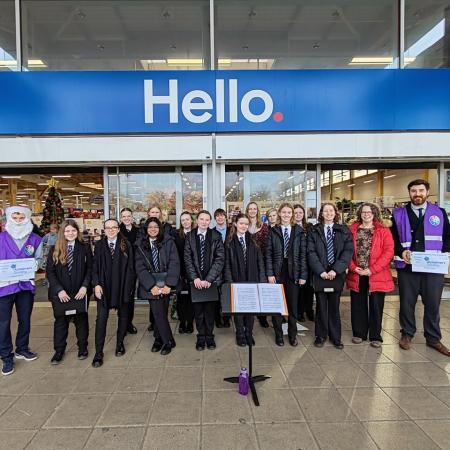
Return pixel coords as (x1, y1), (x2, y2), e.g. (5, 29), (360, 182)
(393, 202), (444, 269)
(0, 232), (42, 298)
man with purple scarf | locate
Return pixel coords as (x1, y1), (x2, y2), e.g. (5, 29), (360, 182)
(392, 179), (450, 356)
(0, 206), (43, 375)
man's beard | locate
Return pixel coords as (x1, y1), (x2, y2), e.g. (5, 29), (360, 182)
(411, 196), (427, 206)
(5, 220), (33, 240)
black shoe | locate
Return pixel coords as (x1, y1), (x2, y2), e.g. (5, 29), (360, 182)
(186, 324), (194, 334)
(298, 314), (306, 323)
(306, 311), (315, 321)
(92, 353), (103, 368)
(151, 341), (163, 353)
(289, 337), (298, 347)
(236, 336), (247, 347)
(160, 344), (172, 356)
(206, 339), (216, 350)
(258, 317), (270, 328)
(275, 336), (285, 347)
(333, 341), (344, 350)
(246, 335), (255, 346)
(178, 323), (186, 334)
(215, 320), (224, 328)
(51, 352), (64, 365)
(170, 339), (177, 349)
(115, 342), (126, 357)
(148, 323), (154, 332)
(222, 318), (231, 328)
(314, 337), (325, 348)
(77, 350), (88, 360)
(127, 325), (138, 335)
(196, 341), (206, 351)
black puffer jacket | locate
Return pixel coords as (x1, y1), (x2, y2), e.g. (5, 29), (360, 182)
(265, 224), (308, 281)
(135, 234), (180, 300)
(184, 228), (225, 285)
(224, 232), (266, 283)
(307, 223), (353, 277)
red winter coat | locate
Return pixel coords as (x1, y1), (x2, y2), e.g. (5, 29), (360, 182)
(346, 221), (394, 293)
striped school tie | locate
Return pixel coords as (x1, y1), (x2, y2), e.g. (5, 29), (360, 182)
(283, 227), (289, 258)
(109, 241), (115, 257)
(199, 234), (205, 272)
(67, 245), (74, 273)
(326, 226), (335, 265)
(239, 236), (247, 264)
(151, 243), (160, 272)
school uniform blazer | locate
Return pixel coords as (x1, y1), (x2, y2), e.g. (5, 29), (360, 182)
(135, 234), (180, 300)
(224, 232), (266, 283)
(265, 224), (308, 281)
(46, 241), (93, 300)
(184, 228), (225, 285)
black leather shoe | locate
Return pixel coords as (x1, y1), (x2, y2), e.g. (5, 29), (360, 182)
(289, 337), (298, 347)
(222, 319), (231, 328)
(170, 340), (177, 349)
(246, 335), (255, 346)
(178, 324), (186, 334)
(151, 341), (163, 353)
(148, 323), (154, 332)
(215, 320), (224, 328)
(160, 344), (172, 356)
(258, 317), (270, 328)
(127, 325), (138, 334)
(314, 337), (325, 348)
(51, 352), (64, 365)
(115, 342), (126, 357)
(207, 340), (216, 350)
(275, 336), (285, 347)
(236, 336), (247, 347)
(306, 311), (315, 321)
(186, 324), (194, 334)
(333, 341), (344, 350)
(196, 341), (206, 351)
(92, 353), (103, 368)
(298, 314), (306, 323)
(77, 350), (88, 360)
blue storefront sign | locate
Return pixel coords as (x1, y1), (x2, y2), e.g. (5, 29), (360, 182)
(1, 69), (450, 135)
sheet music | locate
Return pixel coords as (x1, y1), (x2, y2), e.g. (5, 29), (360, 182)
(231, 283), (260, 313)
(258, 284), (288, 315)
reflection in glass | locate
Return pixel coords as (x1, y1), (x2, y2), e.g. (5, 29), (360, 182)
(225, 169), (244, 221)
(181, 171), (203, 214)
(215, 0), (397, 69)
(0, 0), (16, 71)
(22, 0), (209, 71)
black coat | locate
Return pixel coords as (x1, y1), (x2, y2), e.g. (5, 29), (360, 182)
(265, 224), (308, 281)
(307, 223), (353, 278)
(137, 221), (173, 244)
(119, 223), (139, 245)
(224, 232), (266, 283)
(184, 228), (225, 285)
(135, 234), (180, 300)
(46, 241), (93, 300)
(92, 236), (135, 309)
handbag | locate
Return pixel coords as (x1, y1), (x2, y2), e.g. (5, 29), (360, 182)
(313, 273), (345, 292)
(52, 295), (88, 317)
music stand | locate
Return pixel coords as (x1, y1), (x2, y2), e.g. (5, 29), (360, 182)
(221, 283), (285, 406)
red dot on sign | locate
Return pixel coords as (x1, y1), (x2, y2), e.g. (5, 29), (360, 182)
(273, 111), (283, 122)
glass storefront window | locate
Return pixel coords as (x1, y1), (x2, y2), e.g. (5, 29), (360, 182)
(405, 1), (450, 68)
(225, 167), (244, 221)
(22, 0), (210, 71)
(215, 0), (398, 70)
(444, 167), (450, 213)
(0, 0), (16, 71)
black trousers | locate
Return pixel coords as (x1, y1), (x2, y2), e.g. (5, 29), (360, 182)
(127, 278), (137, 328)
(95, 302), (128, 354)
(53, 312), (89, 353)
(177, 291), (194, 327)
(350, 276), (385, 342)
(193, 301), (216, 343)
(234, 315), (254, 339)
(398, 270), (444, 343)
(150, 296), (174, 345)
(148, 308), (155, 326)
(315, 291), (342, 343)
(272, 259), (299, 339)
(298, 284), (314, 316)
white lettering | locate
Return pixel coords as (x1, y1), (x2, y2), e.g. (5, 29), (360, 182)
(229, 79), (238, 123)
(241, 90), (273, 123)
(216, 79), (225, 123)
(144, 79), (178, 124)
(182, 90), (213, 123)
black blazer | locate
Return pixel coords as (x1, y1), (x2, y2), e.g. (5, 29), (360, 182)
(119, 223), (139, 245)
(135, 234), (180, 299)
(46, 241), (93, 300)
(184, 228), (225, 285)
(265, 224), (308, 281)
(224, 232), (266, 283)
(307, 223), (353, 277)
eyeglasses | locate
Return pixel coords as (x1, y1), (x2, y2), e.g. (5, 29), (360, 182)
(104, 226), (119, 231)
(361, 211), (373, 215)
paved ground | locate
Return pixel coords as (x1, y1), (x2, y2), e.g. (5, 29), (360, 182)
(1, 296), (450, 449)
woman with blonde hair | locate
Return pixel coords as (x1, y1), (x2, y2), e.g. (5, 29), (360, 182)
(266, 208), (279, 227)
(46, 219), (92, 364)
(347, 202), (394, 348)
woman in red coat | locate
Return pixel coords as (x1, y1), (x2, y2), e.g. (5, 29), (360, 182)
(347, 203), (394, 348)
